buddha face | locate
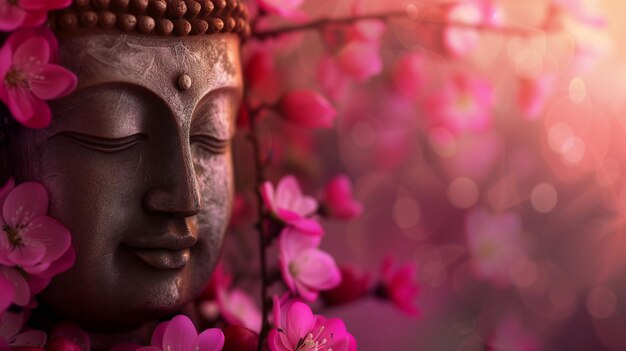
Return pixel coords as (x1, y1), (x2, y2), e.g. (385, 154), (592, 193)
(4, 33), (242, 330)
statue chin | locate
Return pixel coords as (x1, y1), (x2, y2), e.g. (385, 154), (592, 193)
(3, 31), (243, 332)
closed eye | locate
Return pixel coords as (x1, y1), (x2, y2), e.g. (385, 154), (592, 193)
(61, 132), (147, 153)
(190, 134), (229, 155)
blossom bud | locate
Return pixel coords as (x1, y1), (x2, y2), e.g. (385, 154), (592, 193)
(321, 265), (372, 306)
(222, 326), (258, 351)
(46, 338), (82, 351)
(278, 90), (336, 129)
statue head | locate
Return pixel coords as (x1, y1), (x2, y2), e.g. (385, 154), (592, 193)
(0, 0), (247, 331)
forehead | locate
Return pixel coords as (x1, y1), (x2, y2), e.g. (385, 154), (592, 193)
(56, 32), (242, 113)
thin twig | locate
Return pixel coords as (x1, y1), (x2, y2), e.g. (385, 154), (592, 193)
(253, 10), (539, 40)
(248, 105), (272, 351)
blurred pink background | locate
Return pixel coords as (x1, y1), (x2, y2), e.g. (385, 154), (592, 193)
(229, 0), (626, 350)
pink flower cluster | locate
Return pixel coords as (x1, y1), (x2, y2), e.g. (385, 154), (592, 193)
(0, 178), (74, 314)
(0, 0), (71, 31)
(0, 29), (77, 128)
(268, 297), (356, 351)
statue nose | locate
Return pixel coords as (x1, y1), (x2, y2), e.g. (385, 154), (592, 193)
(143, 145), (201, 218)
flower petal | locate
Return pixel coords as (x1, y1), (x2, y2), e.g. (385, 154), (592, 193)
(13, 36), (50, 74)
(279, 228), (320, 259)
(151, 321), (169, 348)
(33, 244), (75, 279)
(193, 328), (224, 351)
(6, 86), (52, 128)
(20, 10), (47, 28)
(162, 315), (197, 351)
(30, 64), (77, 100)
(12, 330), (47, 348)
(0, 45), (13, 86)
(7, 240), (45, 266)
(293, 248), (341, 290)
(18, 0), (71, 10)
(0, 276), (14, 313)
(0, 267), (30, 306)
(316, 318), (348, 350)
(22, 216), (70, 263)
(260, 181), (277, 214)
(0, 2), (26, 31)
(285, 302), (315, 343)
(2, 182), (48, 228)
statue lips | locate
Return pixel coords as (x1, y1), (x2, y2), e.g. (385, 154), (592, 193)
(124, 234), (198, 270)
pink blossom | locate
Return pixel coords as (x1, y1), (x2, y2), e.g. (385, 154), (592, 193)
(336, 41), (382, 83)
(0, 29), (77, 129)
(261, 175), (323, 236)
(268, 301), (354, 351)
(0, 311), (47, 349)
(465, 208), (526, 285)
(319, 175), (363, 220)
(378, 257), (420, 316)
(278, 90), (336, 129)
(139, 315), (224, 351)
(278, 228), (341, 301)
(217, 288), (262, 333)
(256, 0), (304, 18)
(244, 46), (281, 105)
(0, 179), (71, 269)
(0, 0), (71, 31)
(392, 53), (427, 99)
(424, 73), (493, 134)
(321, 265), (372, 306)
(0, 266), (30, 307)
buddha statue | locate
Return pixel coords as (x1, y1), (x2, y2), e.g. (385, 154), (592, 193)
(0, 0), (249, 336)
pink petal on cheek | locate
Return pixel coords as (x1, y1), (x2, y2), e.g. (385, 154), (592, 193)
(23, 216), (70, 263)
(162, 316), (197, 351)
(0, 2), (26, 31)
(30, 64), (77, 100)
(10, 90), (51, 129)
(0, 276), (15, 312)
(35, 245), (75, 279)
(2, 182), (48, 228)
(193, 328), (224, 351)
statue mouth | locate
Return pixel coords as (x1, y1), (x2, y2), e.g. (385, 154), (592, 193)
(131, 248), (191, 270)
(123, 233), (198, 270)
